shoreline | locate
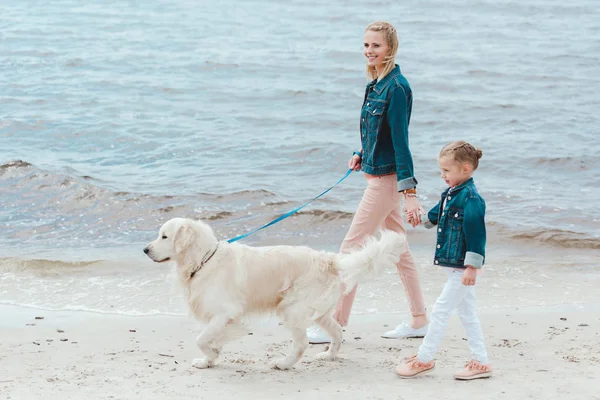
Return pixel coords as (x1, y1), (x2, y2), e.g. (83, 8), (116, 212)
(2, 240), (599, 317)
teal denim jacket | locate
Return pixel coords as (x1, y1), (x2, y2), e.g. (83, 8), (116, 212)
(423, 178), (486, 269)
(359, 64), (417, 191)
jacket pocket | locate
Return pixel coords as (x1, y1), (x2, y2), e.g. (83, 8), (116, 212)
(448, 209), (466, 262)
(363, 100), (385, 136)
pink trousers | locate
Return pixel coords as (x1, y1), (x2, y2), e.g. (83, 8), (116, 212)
(334, 174), (427, 326)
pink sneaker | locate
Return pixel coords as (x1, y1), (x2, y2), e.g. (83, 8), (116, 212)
(454, 360), (492, 380)
(395, 355), (435, 378)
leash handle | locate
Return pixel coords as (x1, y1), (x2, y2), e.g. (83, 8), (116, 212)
(227, 168), (354, 243)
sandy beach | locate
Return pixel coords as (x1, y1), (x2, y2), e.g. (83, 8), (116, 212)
(2, 1), (600, 399)
(2, 286), (598, 400)
(1, 220), (599, 400)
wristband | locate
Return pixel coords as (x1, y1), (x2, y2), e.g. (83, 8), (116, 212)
(352, 151), (362, 158)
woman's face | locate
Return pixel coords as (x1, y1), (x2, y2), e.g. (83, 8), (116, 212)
(364, 30), (389, 70)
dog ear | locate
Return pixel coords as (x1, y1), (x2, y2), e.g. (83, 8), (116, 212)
(173, 223), (194, 254)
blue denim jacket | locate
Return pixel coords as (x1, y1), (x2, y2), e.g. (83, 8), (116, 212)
(423, 178), (486, 269)
(359, 64), (417, 192)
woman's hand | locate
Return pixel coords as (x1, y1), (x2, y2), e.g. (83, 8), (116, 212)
(348, 155), (362, 171)
(406, 210), (418, 226)
(404, 195), (424, 227)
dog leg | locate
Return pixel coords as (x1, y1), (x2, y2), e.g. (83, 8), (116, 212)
(271, 324), (309, 370)
(271, 305), (312, 370)
(200, 320), (246, 366)
(192, 316), (232, 369)
(314, 313), (343, 361)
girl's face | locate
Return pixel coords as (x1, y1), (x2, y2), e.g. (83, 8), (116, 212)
(439, 156), (472, 188)
(363, 30), (389, 70)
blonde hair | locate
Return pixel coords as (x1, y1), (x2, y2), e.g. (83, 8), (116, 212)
(439, 141), (483, 170)
(365, 21), (398, 81)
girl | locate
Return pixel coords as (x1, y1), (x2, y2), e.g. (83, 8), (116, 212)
(395, 141), (492, 380)
(307, 21), (429, 344)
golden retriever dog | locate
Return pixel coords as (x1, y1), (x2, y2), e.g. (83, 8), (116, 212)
(143, 217), (406, 370)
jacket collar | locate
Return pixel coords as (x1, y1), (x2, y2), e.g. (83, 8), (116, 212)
(367, 64), (401, 95)
(443, 177), (474, 196)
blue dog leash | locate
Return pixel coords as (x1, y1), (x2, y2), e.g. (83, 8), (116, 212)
(227, 168), (354, 243)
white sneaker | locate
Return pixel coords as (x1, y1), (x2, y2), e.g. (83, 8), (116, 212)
(382, 321), (428, 339)
(307, 326), (332, 344)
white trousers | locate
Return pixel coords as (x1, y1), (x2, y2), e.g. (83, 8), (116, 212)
(417, 268), (488, 364)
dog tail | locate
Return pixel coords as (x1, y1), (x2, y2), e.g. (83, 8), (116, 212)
(338, 230), (407, 294)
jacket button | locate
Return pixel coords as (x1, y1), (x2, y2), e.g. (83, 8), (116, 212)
(438, 228), (442, 232)
(442, 212), (445, 216)
(367, 102), (370, 106)
(437, 244), (441, 249)
(448, 196), (452, 200)
(434, 260), (439, 265)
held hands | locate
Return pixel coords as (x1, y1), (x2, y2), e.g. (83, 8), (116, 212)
(406, 210), (422, 227)
(404, 195), (425, 228)
(462, 266), (478, 286)
(348, 154), (362, 171)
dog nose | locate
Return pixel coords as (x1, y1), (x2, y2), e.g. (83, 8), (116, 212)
(143, 247), (149, 254)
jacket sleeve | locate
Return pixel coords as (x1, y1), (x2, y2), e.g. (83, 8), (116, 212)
(423, 200), (442, 229)
(462, 197), (486, 268)
(387, 85), (417, 192)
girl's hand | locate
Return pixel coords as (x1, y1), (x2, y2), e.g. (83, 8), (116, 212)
(403, 195), (423, 227)
(462, 266), (478, 286)
(348, 155), (361, 171)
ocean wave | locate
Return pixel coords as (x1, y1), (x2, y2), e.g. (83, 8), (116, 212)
(207, 211), (234, 220)
(292, 209), (353, 221)
(2, 160), (598, 252)
(534, 156), (592, 171)
(467, 69), (506, 78)
(510, 229), (600, 250)
(0, 160), (278, 205)
(199, 60), (239, 70)
(0, 159), (33, 175)
(263, 200), (291, 206)
(283, 89), (327, 96)
(215, 188), (277, 200)
(0, 160), (348, 246)
(0, 257), (101, 273)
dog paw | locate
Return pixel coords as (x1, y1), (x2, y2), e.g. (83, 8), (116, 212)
(192, 357), (213, 369)
(315, 351), (336, 361)
(270, 358), (293, 370)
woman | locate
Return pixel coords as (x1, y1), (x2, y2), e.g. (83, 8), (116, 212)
(308, 21), (429, 343)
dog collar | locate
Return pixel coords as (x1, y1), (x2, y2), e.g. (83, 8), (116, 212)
(189, 241), (220, 279)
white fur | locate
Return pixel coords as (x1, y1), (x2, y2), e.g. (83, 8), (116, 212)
(143, 217), (406, 370)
